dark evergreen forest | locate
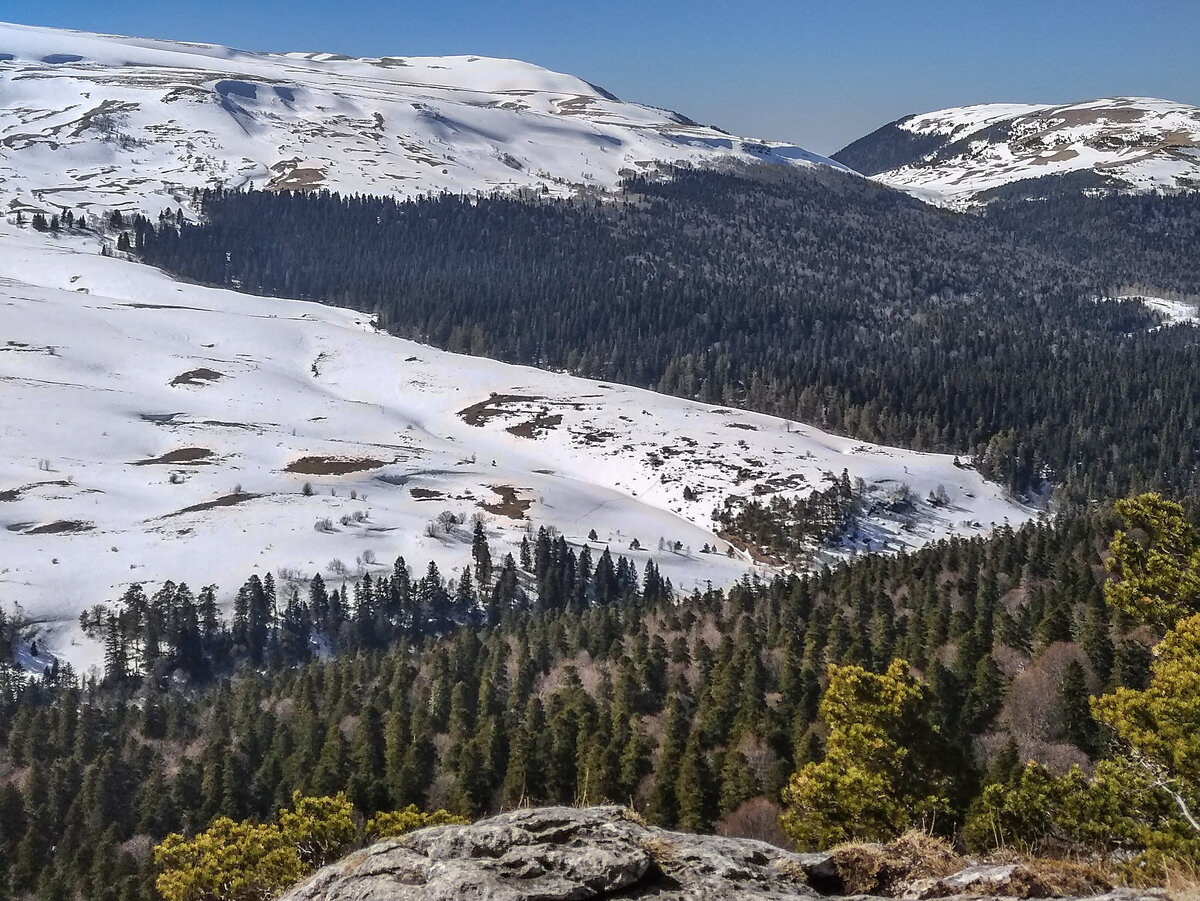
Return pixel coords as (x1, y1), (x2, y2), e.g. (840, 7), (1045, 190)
(0, 507), (1154, 901)
(135, 168), (1200, 504)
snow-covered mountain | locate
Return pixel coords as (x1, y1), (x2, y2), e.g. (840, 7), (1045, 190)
(0, 223), (1033, 670)
(0, 21), (843, 216)
(834, 97), (1200, 206)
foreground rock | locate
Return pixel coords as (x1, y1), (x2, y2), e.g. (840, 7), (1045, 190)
(280, 806), (831, 900)
(278, 806), (1165, 901)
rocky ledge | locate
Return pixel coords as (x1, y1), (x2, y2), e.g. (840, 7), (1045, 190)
(278, 806), (1164, 901)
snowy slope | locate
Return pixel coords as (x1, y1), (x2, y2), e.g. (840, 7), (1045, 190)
(0, 224), (1033, 669)
(0, 21), (845, 216)
(835, 98), (1200, 206)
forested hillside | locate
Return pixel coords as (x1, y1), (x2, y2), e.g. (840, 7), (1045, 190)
(1, 501), (1185, 901)
(136, 168), (1200, 503)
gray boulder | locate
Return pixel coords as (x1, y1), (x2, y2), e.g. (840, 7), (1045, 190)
(279, 805), (829, 900)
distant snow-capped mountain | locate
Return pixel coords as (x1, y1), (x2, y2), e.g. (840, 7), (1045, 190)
(834, 97), (1200, 206)
(0, 21), (844, 216)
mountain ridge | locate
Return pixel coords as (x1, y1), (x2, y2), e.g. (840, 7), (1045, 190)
(0, 20), (845, 215)
(834, 97), (1200, 205)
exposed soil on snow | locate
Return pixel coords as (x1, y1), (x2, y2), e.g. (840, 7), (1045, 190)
(9, 519), (94, 535)
(458, 393), (544, 426)
(480, 485), (532, 519)
(170, 367), (224, 386)
(507, 412), (563, 439)
(409, 487), (445, 501)
(161, 492), (263, 518)
(284, 455), (386, 476)
(132, 447), (214, 465)
(0, 479), (72, 501)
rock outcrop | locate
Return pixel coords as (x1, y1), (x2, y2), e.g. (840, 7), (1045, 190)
(278, 806), (1164, 901)
(280, 806), (831, 900)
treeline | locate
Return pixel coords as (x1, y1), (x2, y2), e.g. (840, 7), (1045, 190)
(74, 525), (667, 687)
(132, 167), (1200, 503)
(0, 505), (1167, 901)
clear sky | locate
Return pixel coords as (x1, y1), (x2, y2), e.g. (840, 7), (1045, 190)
(4, 0), (1198, 154)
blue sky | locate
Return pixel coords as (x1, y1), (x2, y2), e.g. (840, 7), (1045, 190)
(4, 0), (1198, 154)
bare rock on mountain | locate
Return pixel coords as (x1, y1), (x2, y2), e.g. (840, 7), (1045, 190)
(278, 805), (832, 900)
(278, 805), (1166, 901)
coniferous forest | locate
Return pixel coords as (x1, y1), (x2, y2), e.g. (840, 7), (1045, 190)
(0, 504), (1184, 901)
(134, 168), (1200, 503)
(6, 165), (1200, 901)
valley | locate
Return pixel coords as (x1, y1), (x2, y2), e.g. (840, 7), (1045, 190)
(0, 223), (1028, 669)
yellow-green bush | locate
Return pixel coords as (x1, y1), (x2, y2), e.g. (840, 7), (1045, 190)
(365, 805), (467, 838)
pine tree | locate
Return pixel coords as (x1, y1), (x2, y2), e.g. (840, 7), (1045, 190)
(347, 706), (387, 815)
(311, 722), (349, 796)
(676, 733), (715, 833)
(471, 520), (492, 590)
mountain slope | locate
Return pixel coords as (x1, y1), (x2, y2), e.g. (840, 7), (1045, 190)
(0, 222), (1031, 669)
(834, 97), (1200, 206)
(0, 21), (843, 215)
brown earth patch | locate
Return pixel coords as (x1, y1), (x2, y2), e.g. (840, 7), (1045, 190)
(161, 492), (263, 519)
(458, 393), (544, 426)
(132, 447), (214, 466)
(285, 456), (384, 476)
(574, 429), (616, 445)
(9, 520), (94, 535)
(266, 159), (328, 191)
(480, 485), (532, 520)
(726, 422), (759, 431)
(1032, 147), (1079, 165)
(1050, 105), (1144, 126)
(268, 167), (327, 190)
(0, 480), (72, 502)
(507, 412), (563, 439)
(410, 488), (445, 501)
(170, 368), (224, 387)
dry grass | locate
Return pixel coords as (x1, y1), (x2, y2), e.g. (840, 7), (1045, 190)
(1163, 859), (1200, 901)
(991, 859), (1112, 898)
(831, 831), (963, 895)
(637, 834), (679, 866)
(618, 807), (648, 827)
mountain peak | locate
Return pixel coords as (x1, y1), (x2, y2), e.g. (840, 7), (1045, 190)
(833, 96), (1200, 205)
